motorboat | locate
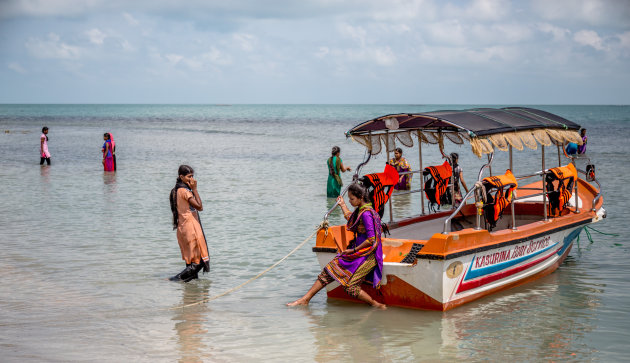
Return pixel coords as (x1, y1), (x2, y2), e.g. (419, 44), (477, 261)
(315, 107), (605, 311)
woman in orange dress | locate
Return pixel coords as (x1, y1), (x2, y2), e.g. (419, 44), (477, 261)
(169, 165), (210, 282)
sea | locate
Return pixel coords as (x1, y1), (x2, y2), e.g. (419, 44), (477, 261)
(0, 104), (628, 362)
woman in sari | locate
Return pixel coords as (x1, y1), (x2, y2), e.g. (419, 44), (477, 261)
(327, 146), (351, 198)
(169, 165), (210, 282)
(389, 148), (412, 190)
(288, 183), (386, 309)
(102, 133), (115, 171)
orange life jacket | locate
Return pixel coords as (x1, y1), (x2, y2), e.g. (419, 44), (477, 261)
(482, 169), (518, 231)
(423, 160), (452, 210)
(361, 163), (399, 217)
(545, 163), (577, 217)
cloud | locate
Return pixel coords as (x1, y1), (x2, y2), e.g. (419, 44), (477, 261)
(530, 0), (630, 28)
(164, 53), (183, 65)
(443, 0), (511, 21)
(7, 62), (27, 74)
(25, 33), (81, 59)
(0, 0), (106, 18)
(574, 29), (606, 51)
(232, 33), (255, 52)
(86, 28), (107, 45)
(123, 12), (139, 25)
(538, 23), (571, 41)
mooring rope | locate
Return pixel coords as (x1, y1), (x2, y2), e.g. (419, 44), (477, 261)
(166, 223), (323, 310)
(576, 225), (619, 247)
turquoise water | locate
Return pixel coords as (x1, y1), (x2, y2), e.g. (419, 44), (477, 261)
(0, 104), (628, 361)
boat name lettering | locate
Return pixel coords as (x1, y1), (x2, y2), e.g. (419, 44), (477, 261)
(475, 236), (551, 269)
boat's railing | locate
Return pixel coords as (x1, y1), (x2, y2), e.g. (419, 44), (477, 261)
(442, 164), (603, 234)
(577, 168), (602, 211)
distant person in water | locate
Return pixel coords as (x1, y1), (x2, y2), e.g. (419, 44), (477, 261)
(102, 133), (115, 171)
(327, 146), (351, 198)
(169, 165), (210, 282)
(389, 148), (412, 190)
(578, 128), (587, 154)
(40, 126), (50, 165)
(288, 182), (386, 309)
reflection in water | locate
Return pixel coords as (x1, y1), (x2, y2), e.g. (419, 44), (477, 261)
(302, 265), (602, 361)
(439, 269), (601, 360)
(40, 165), (50, 183)
(103, 172), (117, 185)
(172, 281), (211, 363)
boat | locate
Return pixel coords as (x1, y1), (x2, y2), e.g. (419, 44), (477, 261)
(314, 107), (605, 311)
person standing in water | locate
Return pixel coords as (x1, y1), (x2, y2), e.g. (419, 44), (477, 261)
(288, 183), (386, 309)
(389, 147), (412, 190)
(40, 126), (50, 165)
(102, 133), (115, 172)
(578, 128), (587, 154)
(327, 146), (351, 198)
(450, 152), (468, 206)
(169, 165), (210, 282)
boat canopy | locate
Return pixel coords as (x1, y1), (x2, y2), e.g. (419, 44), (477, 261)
(346, 107), (584, 157)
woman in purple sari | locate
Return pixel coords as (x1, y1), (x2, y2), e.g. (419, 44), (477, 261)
(288, 183), (386, 309)
(102, 133), (115, 172)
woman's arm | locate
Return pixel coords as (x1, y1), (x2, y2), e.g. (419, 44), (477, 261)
(340, 161), (351, 172)
(186, 177), (203, 211)
(343, 212), (377, 254)
(40, 137), (44, 155)
(337, 196), (351, 220)
(459, 171), (469, 193)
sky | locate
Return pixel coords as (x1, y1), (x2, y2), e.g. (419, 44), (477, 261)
(0, 0), (629, 104)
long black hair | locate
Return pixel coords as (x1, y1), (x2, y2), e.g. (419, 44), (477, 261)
(42, 126), (48, 141)
(169, 165), (194, 230)
(450, 152), (459, 169)
(348, 182), (369, 202)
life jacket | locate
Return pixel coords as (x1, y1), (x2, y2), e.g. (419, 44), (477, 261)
(545, 163), (577, 217)
(423, 160), (452, 212)
(482, 169), (518, 231)
(360, 163), (399, 218)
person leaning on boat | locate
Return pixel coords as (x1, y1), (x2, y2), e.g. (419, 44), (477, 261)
(327, 146), (351, 198)
(288, 183), (386, 309)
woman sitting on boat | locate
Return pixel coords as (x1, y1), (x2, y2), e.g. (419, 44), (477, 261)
(327, 146), (351, 198)
(389, 147), (412, 190)
(288, 183), (386, 309)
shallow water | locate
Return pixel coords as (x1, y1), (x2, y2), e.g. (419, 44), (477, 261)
(0, 104), (628, 361)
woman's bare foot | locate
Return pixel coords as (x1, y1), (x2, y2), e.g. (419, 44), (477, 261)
(286, 298), (309, 306)
(372, 302), (387, 310)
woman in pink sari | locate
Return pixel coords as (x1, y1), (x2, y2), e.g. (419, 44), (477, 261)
(102, 133), (115, 171)
(288, 183), (386, 309)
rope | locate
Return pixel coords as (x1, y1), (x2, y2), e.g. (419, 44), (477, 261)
(577, 225), (618, 248)
(166, 224), (323, 310)
(586, 226), (619, 237)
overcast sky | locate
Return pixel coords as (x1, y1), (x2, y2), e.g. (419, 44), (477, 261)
(0, 0), (629, 104)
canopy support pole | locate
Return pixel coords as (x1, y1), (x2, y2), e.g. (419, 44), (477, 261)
(542, 145), (548, 221)
(573, 157), (579, 213)
(509, 145), (513, 173)
(417, 131), (425, 215)
(487, 153), (493, 176)
(557, 144), (562, 167)
(386, 130), (393, 222)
